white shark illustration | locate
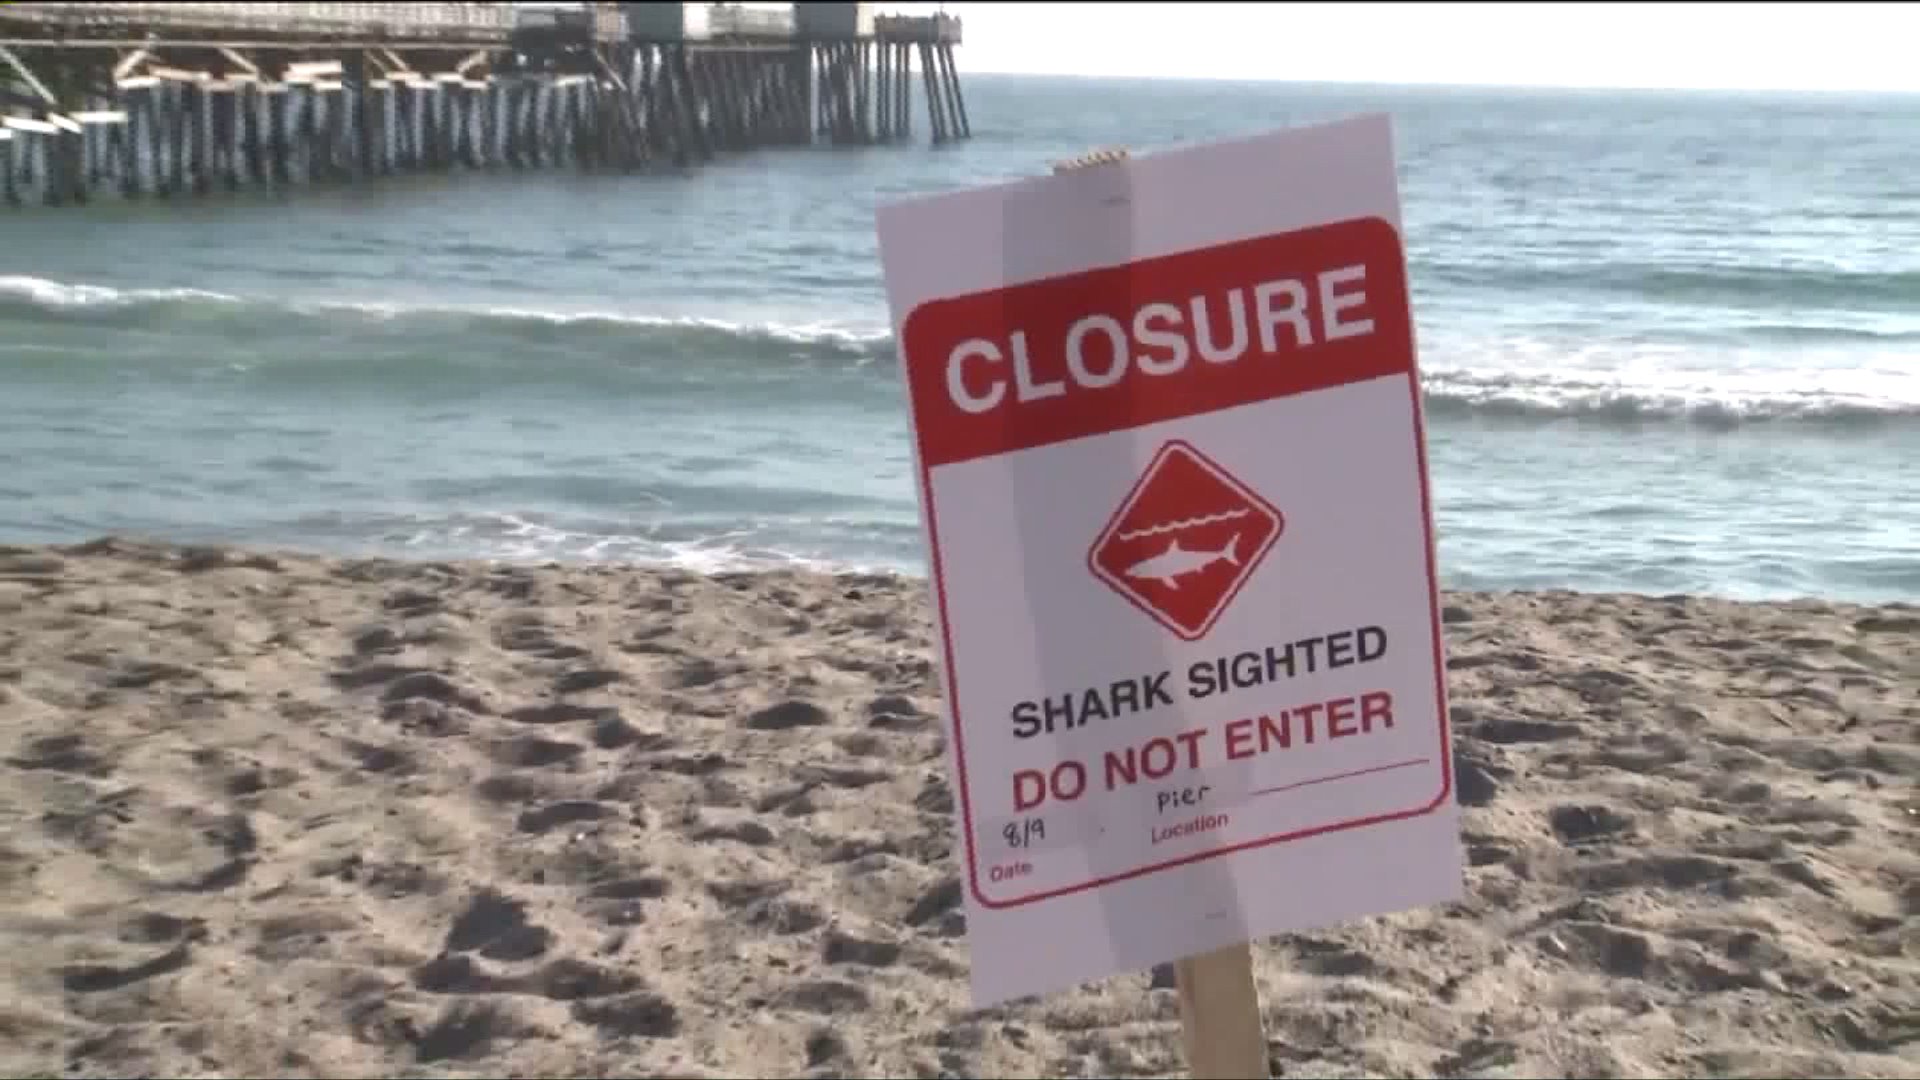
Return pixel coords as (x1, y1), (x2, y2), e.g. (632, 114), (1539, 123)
(1123, 533), (1242, 588)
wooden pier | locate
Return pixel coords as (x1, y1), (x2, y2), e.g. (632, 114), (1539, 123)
(0, 2), (971, 207)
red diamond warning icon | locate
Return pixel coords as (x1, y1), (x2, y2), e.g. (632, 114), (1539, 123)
(1087, 440), (1285, 642)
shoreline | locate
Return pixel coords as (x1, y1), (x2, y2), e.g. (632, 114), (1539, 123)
(12, 533), (1919, 611)
(1, 536), (1914, 1079)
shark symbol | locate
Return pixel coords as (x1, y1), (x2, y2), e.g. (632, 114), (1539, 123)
(1122, 533), (1242, 589)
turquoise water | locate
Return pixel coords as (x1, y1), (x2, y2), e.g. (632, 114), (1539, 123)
(3, 76), (1916, 602)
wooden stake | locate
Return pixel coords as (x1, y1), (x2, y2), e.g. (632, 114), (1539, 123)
(1174, 943), (1269, 1079)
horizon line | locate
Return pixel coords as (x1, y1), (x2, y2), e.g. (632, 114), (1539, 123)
(953, 69), (1920, 97)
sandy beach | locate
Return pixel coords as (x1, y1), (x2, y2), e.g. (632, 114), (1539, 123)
(0, 537), (1913, 1079)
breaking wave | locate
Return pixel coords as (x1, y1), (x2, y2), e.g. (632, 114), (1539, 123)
(1420, 367), (1918, 429)
(4, 274), (1916, 430)
(0, 275), (894, 371)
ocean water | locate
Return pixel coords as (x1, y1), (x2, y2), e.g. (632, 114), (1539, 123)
(3, 76), (1917, 603)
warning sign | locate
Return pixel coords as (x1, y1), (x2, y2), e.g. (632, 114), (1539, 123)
(876, 114), (1464, 1008)
(1088, 440), (1285, 642)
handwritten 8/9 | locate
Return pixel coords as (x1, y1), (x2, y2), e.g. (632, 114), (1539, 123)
(1002, 817), (1045, 849)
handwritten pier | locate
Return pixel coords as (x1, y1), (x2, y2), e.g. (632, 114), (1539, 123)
(0, 1), (970, 208)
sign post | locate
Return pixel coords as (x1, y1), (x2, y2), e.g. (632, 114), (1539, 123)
(1175, 941), (1268, 1078)
(875, 114), (1464, 1069)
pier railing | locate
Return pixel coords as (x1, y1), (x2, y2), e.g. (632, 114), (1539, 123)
(709, 5), (797, 40)
(1, 3), (515, 40)
(3, 3), (962, 45)
(875, 13), (963, 45)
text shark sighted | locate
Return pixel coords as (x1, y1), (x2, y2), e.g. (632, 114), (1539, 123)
(1009, 624), (1390, 740)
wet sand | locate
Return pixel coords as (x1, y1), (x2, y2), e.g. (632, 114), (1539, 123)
(0, 538), (1914, 1079)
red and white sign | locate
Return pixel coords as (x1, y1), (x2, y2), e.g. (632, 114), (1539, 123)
(1087, 440), (1285, 642)
(876, 114), (1464, 1008)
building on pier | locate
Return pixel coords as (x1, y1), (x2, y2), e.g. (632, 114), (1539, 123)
(0, 1), (972, 208)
